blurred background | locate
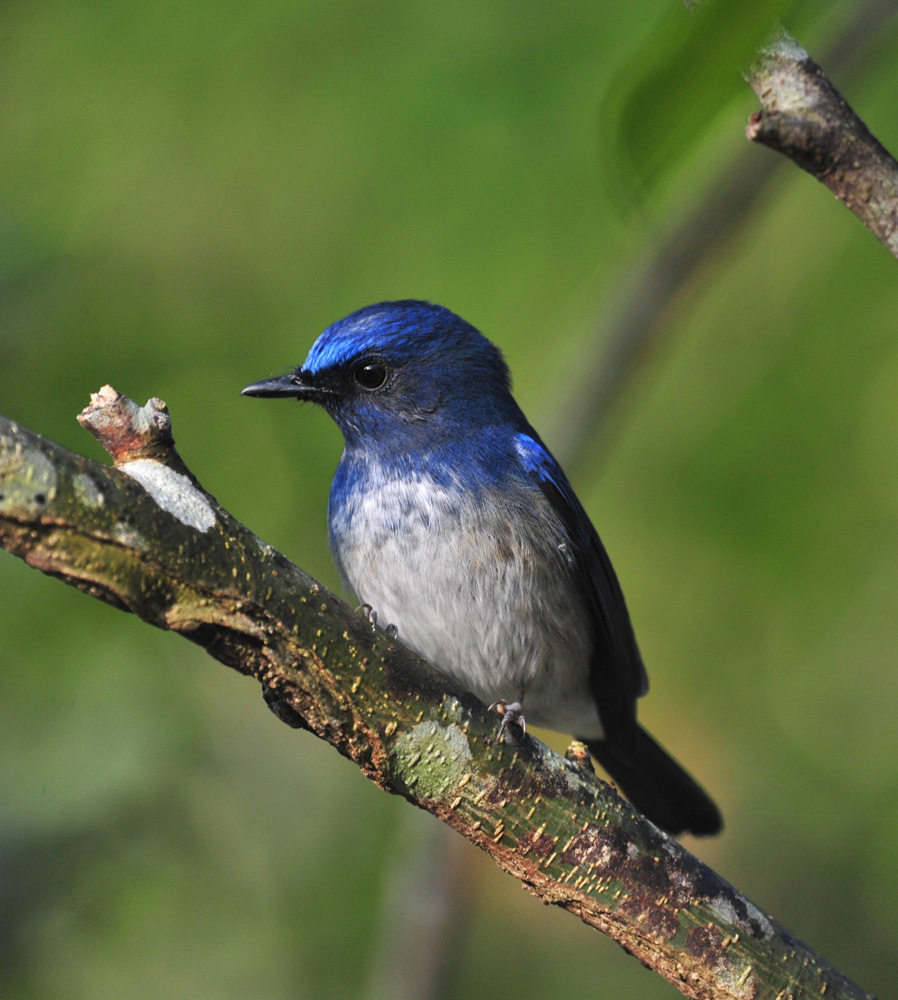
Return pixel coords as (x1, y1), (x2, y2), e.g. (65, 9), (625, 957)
(2, 1), (897, 997)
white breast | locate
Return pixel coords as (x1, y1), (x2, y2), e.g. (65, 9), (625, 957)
(330, 468), (605, 738)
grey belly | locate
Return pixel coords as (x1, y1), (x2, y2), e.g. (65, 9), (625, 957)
(332, 494), (604, 738)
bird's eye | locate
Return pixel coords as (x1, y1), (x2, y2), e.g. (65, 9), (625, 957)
(353, 362), (389, 391)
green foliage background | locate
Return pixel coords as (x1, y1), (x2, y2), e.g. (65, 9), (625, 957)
(2, 2), (897, 997)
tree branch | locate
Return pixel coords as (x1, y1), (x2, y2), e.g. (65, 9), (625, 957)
(745, 26), (898, 259)
(0, 388), (874, 1000)
(555, 3), (898, 469)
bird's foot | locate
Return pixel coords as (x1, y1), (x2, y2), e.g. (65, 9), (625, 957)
(356, 603), (399, 639)
(489, 700), (526, 740)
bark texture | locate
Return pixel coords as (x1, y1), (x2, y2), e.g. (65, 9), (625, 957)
(746, 28), (898, 258)
(0, 389), (875, 1000)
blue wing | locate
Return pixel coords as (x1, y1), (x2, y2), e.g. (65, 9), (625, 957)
(515, 432), (648, 752)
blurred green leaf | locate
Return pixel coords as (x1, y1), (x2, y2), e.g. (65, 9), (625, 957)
(604, 0), (812, 204)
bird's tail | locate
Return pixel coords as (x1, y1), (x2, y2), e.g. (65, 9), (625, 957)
(582, 727), (722, 837)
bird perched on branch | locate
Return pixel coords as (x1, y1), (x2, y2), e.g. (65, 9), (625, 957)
(243, 300), (721, 836)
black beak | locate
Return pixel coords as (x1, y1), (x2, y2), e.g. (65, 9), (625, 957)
(241, 372), (321, 399)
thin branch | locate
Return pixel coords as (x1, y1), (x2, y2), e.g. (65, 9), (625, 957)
(556, 1), (898, 468)
(745, 26), (898, 258)
(555, 146), (780, 466)
(0, 389), (874, 1000)
(361, 819), (466, 1000)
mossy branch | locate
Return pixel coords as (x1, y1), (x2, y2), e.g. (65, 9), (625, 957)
(0, 389), (874, 1000)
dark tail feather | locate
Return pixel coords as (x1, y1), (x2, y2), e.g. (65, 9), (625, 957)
(583, 727), (722, 837)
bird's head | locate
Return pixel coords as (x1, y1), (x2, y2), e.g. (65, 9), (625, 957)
(242, 301), (517, 447)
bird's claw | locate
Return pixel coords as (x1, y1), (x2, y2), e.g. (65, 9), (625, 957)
(356, 603), (398, 639)
(489, 700), (526, 740)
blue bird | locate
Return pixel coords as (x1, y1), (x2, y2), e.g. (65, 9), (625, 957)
(242, 301), (721, 836)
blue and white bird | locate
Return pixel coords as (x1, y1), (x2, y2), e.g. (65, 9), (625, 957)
(242, 301), (721, 836)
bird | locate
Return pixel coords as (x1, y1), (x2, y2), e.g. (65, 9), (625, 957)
(242, 300), (721, 836)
